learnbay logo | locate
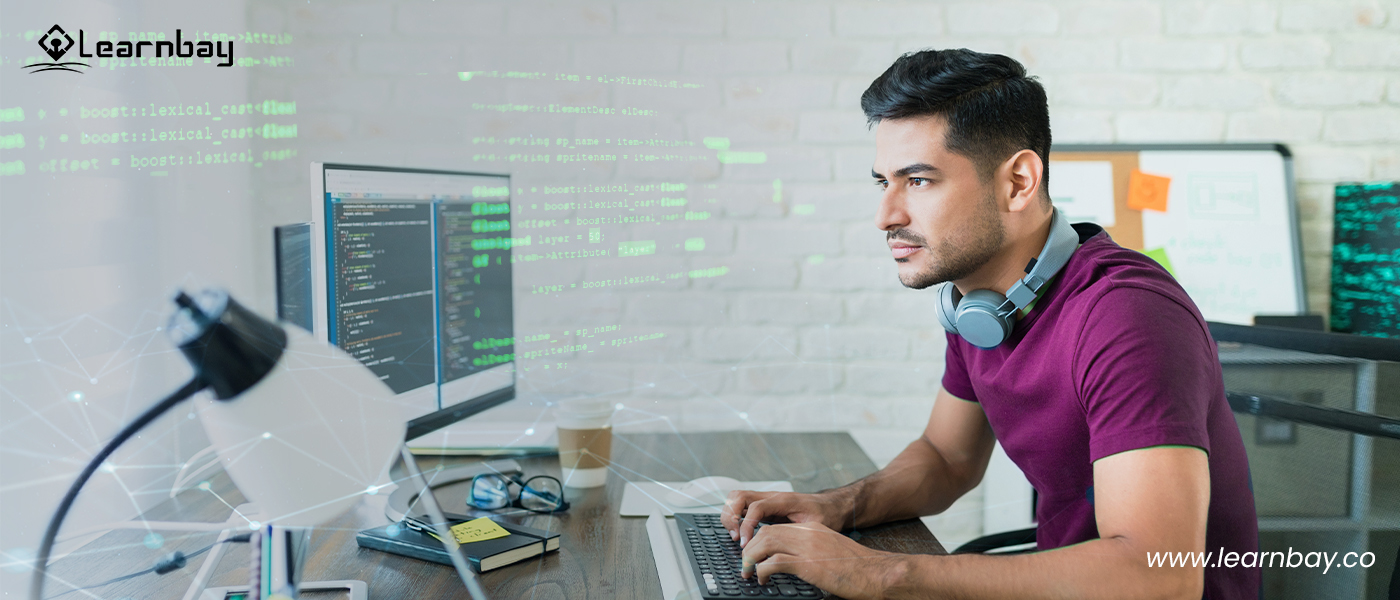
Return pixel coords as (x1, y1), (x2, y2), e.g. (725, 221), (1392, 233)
(25, 25), (86, 74)
(23, 24), (235, 74)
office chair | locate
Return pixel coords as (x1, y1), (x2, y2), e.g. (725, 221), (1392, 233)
(952, 323), (1400, 599)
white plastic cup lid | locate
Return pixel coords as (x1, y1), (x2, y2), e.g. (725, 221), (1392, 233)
(556, 398), (613, 428)
(557, 398), (612, 418)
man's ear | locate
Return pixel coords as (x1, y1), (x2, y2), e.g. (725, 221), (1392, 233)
(1003, 149), (1045, 213)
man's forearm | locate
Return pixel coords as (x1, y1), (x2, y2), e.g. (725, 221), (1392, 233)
(882, 538), (1202, 600)
(827, 436), (980, 530)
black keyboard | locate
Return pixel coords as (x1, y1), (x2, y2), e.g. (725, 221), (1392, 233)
(673, 513), (822, 598)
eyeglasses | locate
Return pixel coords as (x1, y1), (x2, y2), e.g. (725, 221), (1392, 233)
(468, 473), (570, 514)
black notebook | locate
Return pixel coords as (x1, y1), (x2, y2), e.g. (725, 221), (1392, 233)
(357, 519), (561, 573)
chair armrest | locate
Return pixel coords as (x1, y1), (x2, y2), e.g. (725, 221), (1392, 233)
(1226, 391), (1400, 441)
(952, 527), (1037, 554)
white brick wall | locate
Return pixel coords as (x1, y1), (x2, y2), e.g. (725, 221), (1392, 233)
(1120, 39), (1228, 71)
(1049, 73), (1161, 107)
(727, 3), (832, 38)
(1332, 35), (1400, 68)
(1162, 75), (1270, 108)
(1016, 39), (1119, 71)
(246, 0), (1400, 545)
(396, 2), (506, 35)
(947, 3), (1060, 35)
(834, 3), (944, 37)
(1061, 2), (1161, 36)
(1115, 109), (1227, 141)
(1227, 110), (1325, 140)
(1278, 0), (1389, 32)
(1239, 38), (1331, 69)
(1164, 2), (1278, 35)
(617, 3), (724, 36)
(1277, 73), (1388, 106)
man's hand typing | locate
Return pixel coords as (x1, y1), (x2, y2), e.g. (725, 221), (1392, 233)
(719, 489), (853, 548)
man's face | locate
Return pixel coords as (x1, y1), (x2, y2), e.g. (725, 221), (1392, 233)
(871, 116), (1004, 290)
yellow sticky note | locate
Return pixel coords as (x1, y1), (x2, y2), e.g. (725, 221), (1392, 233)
(1128, 169), (1171, 212)
(450, 517), (511, 545)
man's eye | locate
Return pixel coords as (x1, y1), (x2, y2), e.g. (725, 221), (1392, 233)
(909, 178), (928, 186)
(874, 180), (888, 189)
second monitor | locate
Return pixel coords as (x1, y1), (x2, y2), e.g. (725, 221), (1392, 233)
(308, 163), (517, 440)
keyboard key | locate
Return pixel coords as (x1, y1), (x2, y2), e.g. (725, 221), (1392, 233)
(777, 584), (799, 597)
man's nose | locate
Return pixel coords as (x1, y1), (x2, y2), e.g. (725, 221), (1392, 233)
(875, 190), (908, 232)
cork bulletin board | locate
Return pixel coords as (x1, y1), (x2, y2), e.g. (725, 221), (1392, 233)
(1047, 144), (1305, 325)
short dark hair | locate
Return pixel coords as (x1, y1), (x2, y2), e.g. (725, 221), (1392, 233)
(862, 49), (1051, 195)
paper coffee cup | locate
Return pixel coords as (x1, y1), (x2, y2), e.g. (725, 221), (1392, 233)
(556, 399), (613, 488)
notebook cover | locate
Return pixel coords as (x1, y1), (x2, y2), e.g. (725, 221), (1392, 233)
(499, 521), (561, 552)
(356, 522), (544, 572)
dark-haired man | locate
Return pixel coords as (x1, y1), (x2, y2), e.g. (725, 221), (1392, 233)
(721, 49), (1259, 599)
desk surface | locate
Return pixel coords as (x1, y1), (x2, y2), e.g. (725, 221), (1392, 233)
(47, 432), (945, 599)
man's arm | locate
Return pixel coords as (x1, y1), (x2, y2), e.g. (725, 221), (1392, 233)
(742, 445), (1210, 600)
(722, 387), (996, 545)
(843, 386), (996, 528)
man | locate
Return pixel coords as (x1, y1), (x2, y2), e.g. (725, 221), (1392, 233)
(721, 49), (1259, 599)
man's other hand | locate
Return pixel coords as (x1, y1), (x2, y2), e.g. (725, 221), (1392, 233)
(740, 521), (901, 598)
(720, 490), (851, 548)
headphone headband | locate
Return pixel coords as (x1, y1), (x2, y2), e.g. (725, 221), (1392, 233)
(1002, 208), (1079, 312)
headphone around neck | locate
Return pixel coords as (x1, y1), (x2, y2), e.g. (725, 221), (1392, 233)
(933, 208), (1079, 349)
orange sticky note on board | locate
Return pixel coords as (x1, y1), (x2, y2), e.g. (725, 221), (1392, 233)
(1128, 170), (1171, 212)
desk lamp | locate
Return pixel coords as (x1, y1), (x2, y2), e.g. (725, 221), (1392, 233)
(30, 289), (405, 600)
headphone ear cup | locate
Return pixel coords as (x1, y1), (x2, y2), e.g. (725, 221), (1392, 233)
(934, 283), (961, 334)
(955, 289), (1015, 349)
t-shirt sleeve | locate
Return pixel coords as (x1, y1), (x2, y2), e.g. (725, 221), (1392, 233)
(940, 333), (979, 402)
(1074, 287), (1217, 463)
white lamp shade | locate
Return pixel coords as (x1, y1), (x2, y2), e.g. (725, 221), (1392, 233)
(196, 326), (404, 527)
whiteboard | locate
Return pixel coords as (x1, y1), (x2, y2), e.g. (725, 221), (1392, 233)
(1049, 144), (1304, 325)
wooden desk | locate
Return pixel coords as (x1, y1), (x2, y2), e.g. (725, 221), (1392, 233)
(46, 432), (945, 599)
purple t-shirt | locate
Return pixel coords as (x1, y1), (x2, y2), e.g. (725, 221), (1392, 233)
(941, 225), (1259, 599)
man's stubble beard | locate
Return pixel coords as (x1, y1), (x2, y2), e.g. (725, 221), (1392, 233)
(893, 190), (1005, 290)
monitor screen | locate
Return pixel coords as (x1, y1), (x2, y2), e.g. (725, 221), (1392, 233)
(309, 164), (516, 439)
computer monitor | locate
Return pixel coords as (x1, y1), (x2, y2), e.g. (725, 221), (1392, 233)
(274, 223), (314, 333)
(307, 163), (516, 440)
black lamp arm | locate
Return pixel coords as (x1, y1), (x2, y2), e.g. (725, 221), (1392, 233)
(29, 376), (208, 600)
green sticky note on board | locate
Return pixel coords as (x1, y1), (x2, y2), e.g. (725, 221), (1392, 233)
(1142, 247), (1176, 277)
